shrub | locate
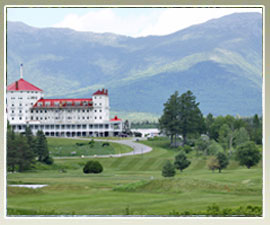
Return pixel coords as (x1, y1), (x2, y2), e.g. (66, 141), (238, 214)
(174, 152), (191, 172)
(183, 145), (192, 154)
(102, 143), (110, 147)
(162, 160), (175, 177)
(83, 160), (103, 174)
(236, 141), (261, 169)
(76, 143), (85, 146)
(43, 156), (54, 165)
(207, 156), (220, 172)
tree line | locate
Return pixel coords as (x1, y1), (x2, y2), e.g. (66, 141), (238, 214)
(7, 123), (53, 172)
(160, 90), (262, 176)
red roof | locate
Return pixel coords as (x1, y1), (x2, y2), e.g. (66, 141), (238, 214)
(93, 89), (108, 96)
(7, 78), (43, 92)
(33, 98), (93, 108)
(110, 116), (121, 121)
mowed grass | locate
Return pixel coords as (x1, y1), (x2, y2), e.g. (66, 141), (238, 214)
(47, 137), (132, 157)
(7, 138), (262, 216)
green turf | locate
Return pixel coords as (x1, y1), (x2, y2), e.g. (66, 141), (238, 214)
(7, 137), (262, 216)
(47, 137), (133, 157)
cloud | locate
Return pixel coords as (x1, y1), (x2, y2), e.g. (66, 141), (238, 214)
(53, 8), (262, 37)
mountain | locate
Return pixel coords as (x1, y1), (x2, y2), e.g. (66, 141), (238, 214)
(7, 13), (262, 117)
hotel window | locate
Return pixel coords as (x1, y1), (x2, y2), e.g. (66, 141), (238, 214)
(45, 117), (47, 120)
(36, 117), (38, 120)
(19, 103), (22, 106)
(12, 110), (14, 113)
(36, 110), (38, 113)
(99, 103), (102, 105)
(100, 110), (102, 112)
(19, 117), (22, 120)
(100, 117), (102, 119)
(12, 104), (14, 106)
(82, 117), (85, 120)
(82, 110), (85, 113)
(31, 116), (33, 120)
(95, 117), (97, 119)
(11, 97), (15, 99)
(87, 110), (89, 112)
(31, 103), (33, 105)
(31, 110), (33, 113)
(19, 110), (22, 113)
(12, 117), (14, 120)
(95, 110), (97, 112)
(40, 110), (43, 113)
(87, 117), (89, 120)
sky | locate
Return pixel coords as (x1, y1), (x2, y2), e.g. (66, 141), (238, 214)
(7, 7), (262, 37)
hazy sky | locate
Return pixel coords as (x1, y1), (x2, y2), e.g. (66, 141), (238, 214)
(7, 7), (262, 37)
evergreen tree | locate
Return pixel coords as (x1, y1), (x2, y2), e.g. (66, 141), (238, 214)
(159, 91), (181, 146)
(162, 160), (176, 177)
(35, 130), (49, 163)
(25, 126), (36, 155)
(7, 125), (17, 172)
(178, 91), (205, 145)
(16, 134), (36, 172)
(159, 90), (204, 146)
(174, 152), (191, 172)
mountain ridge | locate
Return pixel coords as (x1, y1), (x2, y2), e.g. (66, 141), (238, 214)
(7, 12), (262, 116)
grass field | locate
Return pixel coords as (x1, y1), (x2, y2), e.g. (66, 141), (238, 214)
(47, 137), (133, 157)
(7, 137), (262, 216)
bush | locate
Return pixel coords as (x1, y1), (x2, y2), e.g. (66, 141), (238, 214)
(76, 143), (85, 146)
(162, 160), (175, 177)
(102, 143), (110, 147)
(43, 156), (54, 165)
(83, 160), (103, 174)
(183, 145), (192, 154)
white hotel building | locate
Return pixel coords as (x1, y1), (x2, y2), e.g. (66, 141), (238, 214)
(7, 65), (123, 137)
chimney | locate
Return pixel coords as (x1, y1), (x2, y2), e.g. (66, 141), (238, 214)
(15, 81), (18, 90)
(20, 64), (23, 79)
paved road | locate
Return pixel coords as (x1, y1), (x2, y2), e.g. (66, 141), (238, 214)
(53, 138), (152, 159)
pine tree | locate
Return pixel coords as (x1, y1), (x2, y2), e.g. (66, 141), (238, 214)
(174, 152), (191, 172)
(162, 160), (176, 177)
(159, 91), (181, 146)
(35, 130), (49, 163)
(178, 91), (205, 145)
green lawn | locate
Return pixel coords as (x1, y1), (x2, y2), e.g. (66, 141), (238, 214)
(7, 137), (262, 216)
(47, 137), (133, 157)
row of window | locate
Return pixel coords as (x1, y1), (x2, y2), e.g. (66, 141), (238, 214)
(11, 116), (104, 121)
(10, 91), (39, 94)
(10, 102), (34, 107)
(30, 116), (103, 120)
(10, 96), (38, 100)
(13, 124), (111, 130)
(31, 109), (101, 113)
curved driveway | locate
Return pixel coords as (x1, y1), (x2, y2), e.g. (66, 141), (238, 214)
(54, 138), (152, 159)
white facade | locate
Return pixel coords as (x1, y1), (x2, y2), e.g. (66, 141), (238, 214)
(7, 71), (123, 137)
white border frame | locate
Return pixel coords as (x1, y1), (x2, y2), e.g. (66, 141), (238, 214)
(2, 4), (266, 224)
